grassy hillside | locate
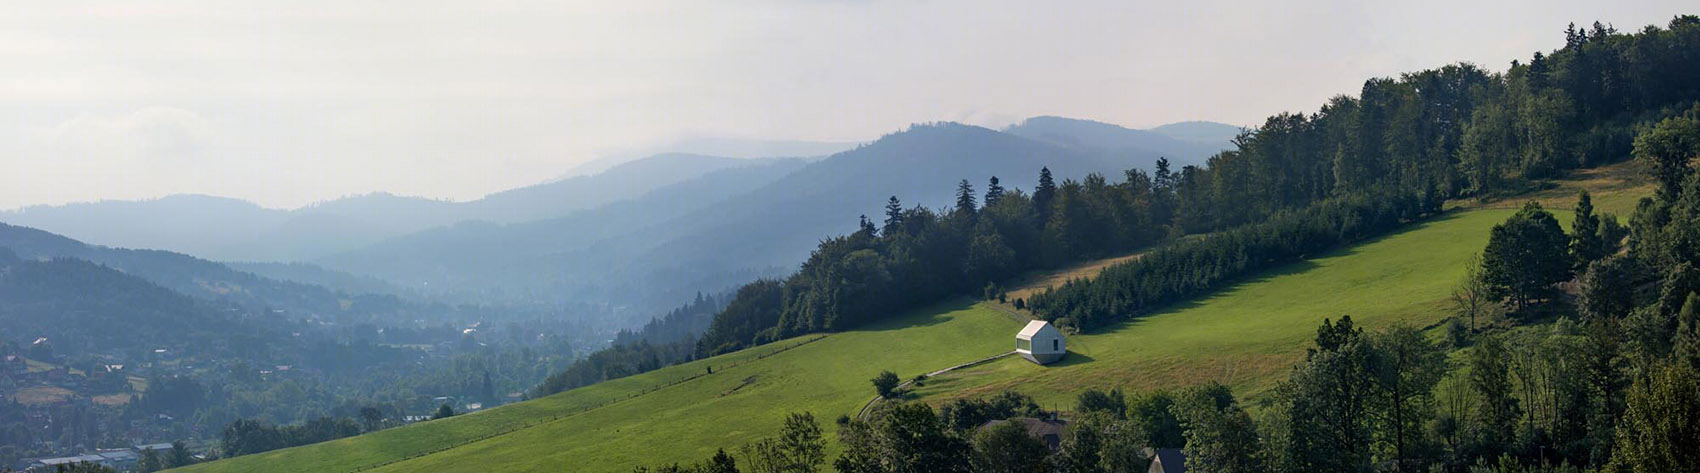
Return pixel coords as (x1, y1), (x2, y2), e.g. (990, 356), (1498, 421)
(176, 166), (1649, 473)
(174, 303), (1024, 473)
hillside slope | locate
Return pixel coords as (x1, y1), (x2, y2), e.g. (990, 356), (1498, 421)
(174, 168), (1649, 473)
(0, 222), (456, 325)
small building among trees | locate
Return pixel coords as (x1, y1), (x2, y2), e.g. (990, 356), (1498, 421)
(1015, 320), (1066, 365)
(1148, 448), (1186, 473)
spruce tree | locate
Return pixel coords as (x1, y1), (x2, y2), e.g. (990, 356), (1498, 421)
(984, 176), (1004, 207)
(1154, 157), (1174, 190)
(1571, 191), (1605, 271)
(883, 196), (904, 234)
(955, 179), (976, 215)
(1034, 167), (1056, 216)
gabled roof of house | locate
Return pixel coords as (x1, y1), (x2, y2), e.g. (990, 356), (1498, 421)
(1153, 448), (1186, 473)
(1017, 320), (1055, 338)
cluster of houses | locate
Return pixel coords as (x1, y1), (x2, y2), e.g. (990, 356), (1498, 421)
(0, 355), (77, 389)
(17, 442), (199, 472)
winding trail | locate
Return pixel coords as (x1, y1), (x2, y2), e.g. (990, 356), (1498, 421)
(855, 350), (1017, 420)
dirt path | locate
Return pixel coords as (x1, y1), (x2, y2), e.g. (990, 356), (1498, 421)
(855, 350), (1017, 420)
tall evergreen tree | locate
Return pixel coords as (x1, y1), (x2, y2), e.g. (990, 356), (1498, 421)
(883, 196), (904, 234)
(984, 176), (1005, 208)
(1572, 191), (1606, 271)
(1034, 167), (1057, 217)
(1154, 157), (1175, 190)
(956, 179), (977, 215)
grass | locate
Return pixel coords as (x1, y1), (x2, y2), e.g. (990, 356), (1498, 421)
(174, 301), (1022, 473)
(176, 164), (1652, 473)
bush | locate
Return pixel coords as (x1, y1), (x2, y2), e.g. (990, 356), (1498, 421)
(872, 371), (901, 398)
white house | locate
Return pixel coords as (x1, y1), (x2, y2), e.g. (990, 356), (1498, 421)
(1015, 320), (1066, 365)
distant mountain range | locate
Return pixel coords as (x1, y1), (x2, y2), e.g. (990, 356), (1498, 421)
(0, 117), (1238, 322)
(1003, 116), (1231, 167)
(1148, 120), (1245, 145)
(315, 118), (1236, 314)
(0, 154), (801, 262)
(0, 222), (474, 326)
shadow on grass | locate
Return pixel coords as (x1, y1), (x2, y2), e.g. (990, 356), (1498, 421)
(855, 297), (980, 333)
(1048, 352), (1097, 368)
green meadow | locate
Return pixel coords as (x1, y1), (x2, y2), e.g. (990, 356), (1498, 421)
(175, 168), (1648, 473)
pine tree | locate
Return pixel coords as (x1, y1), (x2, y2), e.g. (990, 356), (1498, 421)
(1571, 191), (1605, 271)
(883, 196), (904, 234)
(1034, 167), (1056, 216)
(984, 176), (1005, 208)
(1154, 157), (1174, 190)
(955, 179), (977, 215)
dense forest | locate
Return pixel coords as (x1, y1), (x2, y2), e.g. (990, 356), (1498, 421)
(535, 16), (1700, 399)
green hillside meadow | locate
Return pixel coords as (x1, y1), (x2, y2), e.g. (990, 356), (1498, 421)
(174, 171), (1647, 473)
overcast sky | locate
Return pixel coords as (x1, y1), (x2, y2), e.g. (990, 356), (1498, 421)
(2, 1), (1691, 209)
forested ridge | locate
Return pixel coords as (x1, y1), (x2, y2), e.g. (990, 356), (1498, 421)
(536, 17), (1700, 398)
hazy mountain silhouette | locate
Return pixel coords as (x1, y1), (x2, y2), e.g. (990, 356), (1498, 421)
(1002, 116), (1233, 168)
(0, 222), (440, 324)
(2, 152), (777, 262)
(562, 137), (857, 177)
(321, 121), (1194, 314)
(1148, 120), (1245, 145)
(5, 116), (1237, 320)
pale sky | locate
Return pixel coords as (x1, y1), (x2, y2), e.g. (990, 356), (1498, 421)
(2, 1), (1691, 209)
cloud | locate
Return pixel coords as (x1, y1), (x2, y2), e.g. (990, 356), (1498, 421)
(1, 0), (1695, 209)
